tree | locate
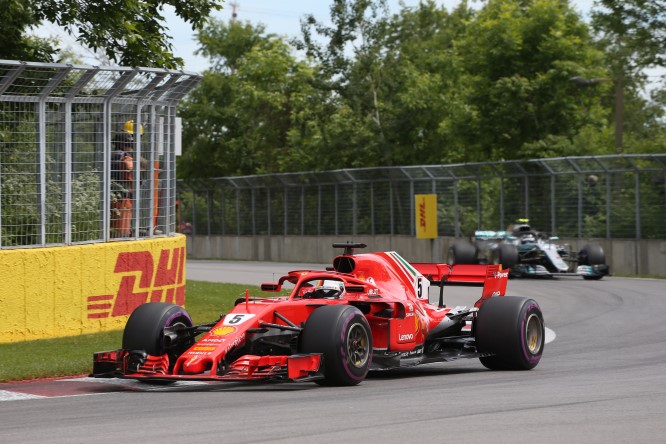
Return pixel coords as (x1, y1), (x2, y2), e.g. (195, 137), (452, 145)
(293, 0), (613, 166)
(455, 0), (610, 160)
(2, 0), (224, 68)
(296, 0), (393, 166)
(178, 20), (321, 177)
(1, 0), (57, 61)
(179, 0), (662, 178)
(592, 0), (666, 70)
(370, 0), (475, 165)
(591, 0), (666, 152)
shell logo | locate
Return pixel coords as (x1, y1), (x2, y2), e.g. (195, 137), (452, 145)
(211, 326), (237, 336)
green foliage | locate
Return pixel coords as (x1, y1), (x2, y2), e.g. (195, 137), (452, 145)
(455, 0), (611, 160)
(70, 171), (102, 241)
(1, 0), (223, 67)
(177, 0), (666, 179)
(589, 1), (666, 155)
(0, 111), (102, 246)
(178, 20), (322, 177)
(592, 0), (666, 71)
(0, 0), (58, 62)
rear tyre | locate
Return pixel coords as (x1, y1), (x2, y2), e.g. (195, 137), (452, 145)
(578, 243), (606, 280)
(300, 305), (372, 386)
(496, 243), (519, 269)
(122, 302), (193, 371)
(475, 296), (544, 370)
(447, 241), (477, 265)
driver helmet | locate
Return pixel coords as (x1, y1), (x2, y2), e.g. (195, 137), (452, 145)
(314, 280), (344, 297)
(520, 233), (536, 244)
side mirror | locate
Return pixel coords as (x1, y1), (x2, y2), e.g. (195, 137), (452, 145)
(261, 283), (281, 292)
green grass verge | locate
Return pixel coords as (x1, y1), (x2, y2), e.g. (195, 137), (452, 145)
(612, 274), (666, 279)
(0, 281), (260, 383)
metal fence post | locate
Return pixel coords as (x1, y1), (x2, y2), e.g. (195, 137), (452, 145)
(207, 189), (212, 236)
(284, 186), (288, 236)
(267, 187), (271, 236)
(301, 185), (305, 236)
(317, 185), (321, 235)
(335, 184), (339, 236)
(476, 178), (481, 229)
(499, 176), (505, 229)
(524, 175), (529, 220)
(352, 182), (357, 237)
(409, 180), (415, 236)
(606, 173), (611, 239)
(389, 182), (394, 236)
(190, 185), (197, 236)
(453, 180), (460, 238)
(252, 187), (256, 235)
(370, 182), (375, 236)
(551, 175), (556, 235)
(578, 174), (583, 239)
(220, 183), (226, 236)
(38, 99), (46, 245)
(635, 172), (641, 240)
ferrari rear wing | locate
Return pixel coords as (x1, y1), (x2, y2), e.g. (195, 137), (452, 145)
(412, 263), (509, 305)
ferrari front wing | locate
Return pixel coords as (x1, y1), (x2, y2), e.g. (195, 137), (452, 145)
(92, 349), (323, 382)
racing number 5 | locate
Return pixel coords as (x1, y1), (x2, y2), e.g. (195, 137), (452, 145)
(223, 313), (255, 326)
(228, 315), (244, 324)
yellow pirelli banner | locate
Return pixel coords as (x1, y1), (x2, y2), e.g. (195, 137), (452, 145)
(415, 194), (438, 239)
(0, 235), (187, 344)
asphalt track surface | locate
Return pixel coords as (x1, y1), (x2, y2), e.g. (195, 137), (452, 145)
(2, 260), (665, 443)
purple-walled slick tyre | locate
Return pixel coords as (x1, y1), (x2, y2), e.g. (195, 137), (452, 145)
(300, 305), (372, 386)
(475, 296), (544, 370)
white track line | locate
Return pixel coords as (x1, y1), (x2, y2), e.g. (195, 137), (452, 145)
(545, 327), (556, 344)
(0, 390), (46, 402)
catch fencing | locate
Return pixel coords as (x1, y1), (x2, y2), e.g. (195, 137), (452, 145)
(0, 60), (200, 249)
(178, 154), (666, 240)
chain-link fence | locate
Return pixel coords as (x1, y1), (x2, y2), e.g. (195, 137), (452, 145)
(178, 154), (666, 240)
(0, 60), (200, 249)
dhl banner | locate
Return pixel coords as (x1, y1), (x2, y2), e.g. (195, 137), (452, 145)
(415, 194), (438, 239)
(0, 235), (186, 343)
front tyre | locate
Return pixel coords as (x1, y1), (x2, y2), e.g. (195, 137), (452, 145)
(475, 297), (544, 370)
(122, 302), (193, 371)
(579, 243), (606, 280)
(300, 305), (372, 386)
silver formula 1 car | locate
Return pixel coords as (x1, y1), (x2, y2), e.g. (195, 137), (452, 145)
(448, 220), (609, 280)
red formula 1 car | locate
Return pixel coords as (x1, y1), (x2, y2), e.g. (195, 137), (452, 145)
(92, 243), (545, 386)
